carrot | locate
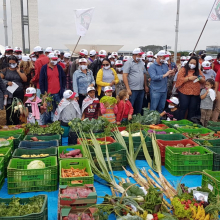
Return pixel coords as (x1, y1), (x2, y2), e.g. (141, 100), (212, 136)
(61, 167), (89, 178)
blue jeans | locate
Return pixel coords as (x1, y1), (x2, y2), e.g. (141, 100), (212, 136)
(129, 90), (144, 115)
(150, 91), (167, 113)
(178, 92), (200, 120)
(36, 89), (41, 98)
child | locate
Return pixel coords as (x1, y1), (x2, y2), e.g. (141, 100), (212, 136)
(24, 87), (45, 125)
(116, 90), (133, 125)
(81, 87), (100, 120)
(200, 79), (216, 127)
(202, 61), (216, 81)
(100, 86), (118, 123)
(160, 97), (180, 121)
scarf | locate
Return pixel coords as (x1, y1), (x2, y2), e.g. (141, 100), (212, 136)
(82, 96), (99, 113)
(53, 98), (81, 122)
(25, 96), (42, 120)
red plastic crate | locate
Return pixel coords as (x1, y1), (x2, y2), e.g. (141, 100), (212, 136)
(183, 133), (220, 139)
(157, 139), (199, 165)
(77, 136), (116, 145)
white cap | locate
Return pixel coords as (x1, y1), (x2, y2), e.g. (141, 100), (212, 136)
(111, 52), (118, 57)
(79, 49), (88, 56)
(115, 60), (123, 66)
(181, 61), (188, 67)
(87, 87), (95, 93)
(204, 55), (213, 61)
(189, 51), (196, 56)
(123, 56), (129, 61)
(132, 48), (144, 55)
(22, 56), (31, 62)
(63, 90), (76, 99)
(167, 51), (171, 56)
(202, 61), (211, 70)
(104, 86), (113, 92)
(186, 56), (191, 61)
(64, 52), (71, 59)
(154, 54), (158, 58)
(14, 47), (22, 52)
(99, 50), (107, 57)
(53, 50), (60, 55)
(5, 46), (13, 51)
(167, 97), (179, 105)
(90, 49), (96, 56)
(33, 46), (43, 52)
(25, 87), (36, 97)
(157, 50), (168, 57)
(79, 58), (87, 63)
(181, 56), (186, 61)
(108, 55), (115, 59)
(146, 51), (154, 57)
(147, 62), (153, 69)
(45, 47), (53, 53)
(48, 53), (58, 59)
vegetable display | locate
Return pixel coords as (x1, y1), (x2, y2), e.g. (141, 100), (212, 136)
(100, 96), (117, 106)
(182, 151), (201, 155)
(147, 130), (167, 134)
(184, 133), (218, 140)
(173, 124), (199, 129)
(63, 212), (95, 220)
(60, 149), (83, 158)
(166, 143), (195, 148)
(61, 186), (93, 199)
(122, 183), (145, 197)
(61, 167), (89, 178)
(21, 154), (49, 158)
(27, 160), (46, 169)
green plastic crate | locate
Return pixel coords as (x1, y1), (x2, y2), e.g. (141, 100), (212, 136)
(193, 139), (220, 147)
(144, 128), (180, 134)
(58, 145), (85, 160)
(0, 194), (48, 220)
(123, 130), (147, 143)
(0, 128), (25, 136)
(59, 159), (94, 186)
(177, 127), (212, 134)
(0, 140), (14, 149)
(206, 147), (220, 171)
(0, 157), (5, 188)
(24, 134), (61, 145)
(207, 126), (220, 132)
(208, 121), (220, 127)
(0, 134), (23, 150)
(202, 169), (220, 196)
(12, 147), (57, 159)
(161, 119), (193, 127)
(155, 133), (187, 140)
(7, 156), (58, 194)
(0, 147), (12, 177)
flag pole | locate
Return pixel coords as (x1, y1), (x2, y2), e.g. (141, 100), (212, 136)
(174, 0), (180, 63)
(70, 36), (81, 58)
(193, 0), (216, 53)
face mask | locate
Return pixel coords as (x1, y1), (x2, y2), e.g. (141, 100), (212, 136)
(100, 58), (104, 62)
(125, 98), (128, 101)
(189, 63), (196, 69)
(51, 60), (58, 65)
(168, 104), (175, 109)
(16, 55), (22, 60)
(105, 93), (112, 97)
(203, 70), (207, 74)
(80, 65), (87, 70)
(9, 63), (17, 68)
(104, 65), (110, 70)
(111, 61), (115, 65)
(160, 59), (165, 64)
(116, 67), (122, 72)
(31, 57), (37, 62)
(6, 54), (10, 57)
(28, 96), (35, 101)
(165, 57), (170, 61)
(148, 58), (153, 62)
(136, 57), (142, 62)
(57, 58), (61, 62)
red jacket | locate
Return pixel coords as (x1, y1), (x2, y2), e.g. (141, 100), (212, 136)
(116, 100), (134, 122)
(58, 62), (65, 69)
(213, 59), (220, 74)
(32, 54), (49, 88)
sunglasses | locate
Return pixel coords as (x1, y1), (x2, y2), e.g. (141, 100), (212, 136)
(102, 64), (110, 66)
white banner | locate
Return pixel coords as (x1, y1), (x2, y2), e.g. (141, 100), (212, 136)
(209, 0), (220, 21)
(74, 7), (95, 36)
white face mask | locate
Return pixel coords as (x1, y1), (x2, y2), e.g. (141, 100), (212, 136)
(136, 57), (142, 62)
(165, 57), (170, 61)
(28, 95), (35, 101)
(80, 65), (87, 70)
(104, 65), (110, 70)
(51, 60), (58, 65)
(168, 104), (175, 109)
(125, 98), (128, 101)
(15, 55), (22, 60)
(111, 61), (115, 65)
(189, 63), (196, 69)
(105, 93), (112, 97)
(160, 59), (165, 64)
(116, 67), (122, 72)
(147, 57), (153, 62)
(57, 58), (61, 62)
(6, 54), (10, 57)
(31, 57), (37, 62)
(9, 63), (17, 68)
(100, 58), (104, 62)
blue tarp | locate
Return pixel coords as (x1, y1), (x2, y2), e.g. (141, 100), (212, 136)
(0, 137), (203, 220)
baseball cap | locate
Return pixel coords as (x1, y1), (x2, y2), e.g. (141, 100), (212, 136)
(189, 51), (196, 56)
(167, 97), (179, 105)
(115, 60), (123, 66)
(25, 87), (36, 97)
(157, 50), (168, 57)
(63, 90), (76, 99)
(108, 55), (115, 59)
(30, 52), (35, 58)
(90, 49), (96, 56)
(186, 56), (191, 61)
(202, 61), (211, 70)
(181, 56), (186, 61)
(181, 61), (188, 67)
(79, 49), (88, 56)
(33, 46), (43, 52)
(53, 50), (60, 55)
(87, 87), (95, 93)
(45, 47), (53, 53)
(146, 51), (154, 57)
(64, 52), (71, 59)
(14, 47), (22, 52)
(79, 58), (87, 63)
(104, 86), (113, 92)
(48, 53), (58, 59)
(147, 62), (153, 69)
(204, 55), (213, 61)
(123, 56), (129, 61)
(99, 50), (107, 57)
(132, 48), (144, 55)
(22, 56), (31, 62)
(5, 46), (13, 52)
(111, 52), (118, 57)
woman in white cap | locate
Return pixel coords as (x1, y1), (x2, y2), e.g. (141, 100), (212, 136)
(96, 58), (119, 98)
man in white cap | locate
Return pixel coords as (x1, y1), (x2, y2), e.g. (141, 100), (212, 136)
(31, 46), (49, 97)
(13, 47), (22, 62)
(53, 50), (65, 69)
(39, 52), (66, 123)
(0, 46), (14, 70)
(148, 50), (175, 113)
(45, 47), (53, 56)
(202, 61), (216, 80)
(63, 52), (72, 90)
(123, 47), (148, 114)
(89, 50), (97, 63)
(111, 52), (118, 60)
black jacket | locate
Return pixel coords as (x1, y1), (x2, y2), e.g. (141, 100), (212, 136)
(0, 56), (9, 71)
(89, 59), (102, 80)
(0, 77), (7, 109)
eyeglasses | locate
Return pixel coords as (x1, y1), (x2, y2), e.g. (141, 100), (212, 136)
(102, 64), (110, 66)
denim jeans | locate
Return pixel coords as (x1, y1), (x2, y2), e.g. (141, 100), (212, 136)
(129, 90), (145, 115)
(178, 92), (200, 120)
(36, 89), (41, 98)
(150, 91), (167, 113)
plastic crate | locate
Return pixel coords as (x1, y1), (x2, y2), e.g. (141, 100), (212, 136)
(157, 139), (199, 165)
(7, 156), (58, 194)
(13, 147), (57, 159)
(0, 194), (48, 220)
(155, 133), (187, 140)
(0, 134), (23, 150)
(59, 159), (94, 186)
(183, 133), (220, 140)
(0, 147), (12, 177)
(145, 128), (180, 134)
(205, 147), (220, 171)
(0, 157), (5, 188)
(0, 140), (14, 149)
(193, 139), (220, 147)
(77, 136), (116, 146)
(0, 128), (24, 136)
(58, 145), (85, 160)
(177, 127), (212, 134)
(24, 134), (61, 145)
(202, 169), (220, 196)
(148, 124), (169, 130)
(18, 140), (59, 149)
(161, 119), (193, 127)
(207, 126), (220, 132)
(122, 130), (147, 143)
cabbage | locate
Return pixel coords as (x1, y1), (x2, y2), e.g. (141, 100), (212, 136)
(27, 160), (45, 169)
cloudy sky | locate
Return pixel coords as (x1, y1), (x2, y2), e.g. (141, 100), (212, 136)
(0, 0), (219, 52)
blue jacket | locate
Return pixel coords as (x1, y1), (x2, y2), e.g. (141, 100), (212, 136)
(39, 64), (66, 98)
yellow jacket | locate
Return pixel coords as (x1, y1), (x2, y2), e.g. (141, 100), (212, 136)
(96, 68), (119, 96)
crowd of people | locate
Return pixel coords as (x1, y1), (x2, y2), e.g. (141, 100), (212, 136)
(0, 45), (220, 129)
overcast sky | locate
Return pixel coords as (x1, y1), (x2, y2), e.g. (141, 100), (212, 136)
(0, 0), (219, 52)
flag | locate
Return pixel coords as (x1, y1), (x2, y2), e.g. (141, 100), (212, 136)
(209, 0), (220, 21)
(74, 7), (95, 36)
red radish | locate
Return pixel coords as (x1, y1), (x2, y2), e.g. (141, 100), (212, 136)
(194, 203), (198, 207)
(31, 137), (38, 141)
(193, 198), (196, 201)
(188, 200), (192, 204)
(78, 153), (82, 158)
(184, 207), (188, 210)
(181, 202), (185, 204)
(66, 149), (81, 156)
(186, 204), (189, 208)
